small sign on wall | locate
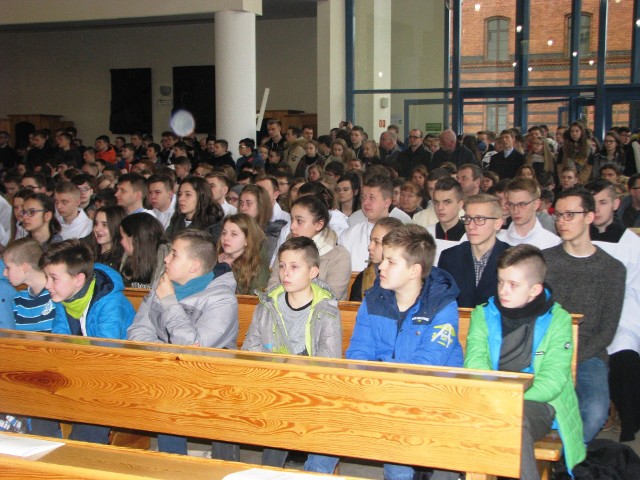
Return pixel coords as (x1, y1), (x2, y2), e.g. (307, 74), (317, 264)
(425, 122), (442, 134)
(379, 119), (386, 128)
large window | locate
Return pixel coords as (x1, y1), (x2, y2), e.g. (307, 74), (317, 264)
(567, 13), (592, 57)
(486, 99), (509, 132)
(486, 17), (509, 61)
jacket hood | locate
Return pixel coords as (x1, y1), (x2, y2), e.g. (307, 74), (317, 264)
(92, 263), (125, 304)
(261, 278), (336, 306)
(366, 266), (460, 319)
(289, 137), (307, 149)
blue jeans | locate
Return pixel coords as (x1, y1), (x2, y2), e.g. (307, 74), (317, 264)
(262, 448), (338, 473)
(576, 357), (610, 443)
(384, 464), (459, 480)
(157, 434), (188, 455)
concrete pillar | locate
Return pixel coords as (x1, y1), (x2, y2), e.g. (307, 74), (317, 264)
(317, 0), (346, 135)
(215, 9), (257, 152)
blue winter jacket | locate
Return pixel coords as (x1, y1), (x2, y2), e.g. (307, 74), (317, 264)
(52, 264), (135, 339)
(346, 266), (463, 366)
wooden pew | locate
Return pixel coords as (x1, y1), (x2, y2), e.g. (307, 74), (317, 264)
(0, 434), (366, 480)
(0, 330), (531, 479)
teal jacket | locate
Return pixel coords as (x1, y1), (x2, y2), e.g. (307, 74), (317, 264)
(464, 294), (586, 471)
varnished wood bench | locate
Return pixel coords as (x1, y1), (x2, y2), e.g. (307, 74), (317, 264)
(124, 288), (581, 479)
(0, 330), (532, 479)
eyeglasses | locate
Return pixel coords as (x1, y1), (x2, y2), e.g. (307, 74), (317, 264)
(505, 199), (536, 210)
(277, 181), (289, 186)
(553, 211), (587, 222)
(21, 184), (39, 190)
(460, 215), (499, 226)
(21, 209), (46, 217)
(78, 186), (92, 192)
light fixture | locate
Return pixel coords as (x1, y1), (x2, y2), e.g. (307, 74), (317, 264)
(636, 19), (640, 27)
(528, 67), (533, 72)
(512, 62), (518, 67)
(378, 71), (384, 78)
(159, 86), (172, 96)
(547, 39), (554, 46)
(516, 25), (522, 33)
(589, 59), (595, 66)
(572, 51), (578, 57)
(474, 3), (481, 12)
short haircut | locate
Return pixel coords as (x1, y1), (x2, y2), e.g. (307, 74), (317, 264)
(4, 237), (43, 270)
(147, 174), (174, 191)
(214, 139), (229, 150)
(317, 135), (332, 148)
(497, 244), (546, 286)
(173, 230), (217, 271)
(374, 216), (403, 232)
(287, 126), (301, 137)
(463, 193), (503, 218)
(539, 189), (554, 205)
(54, 181), (81, 196)
(627, 173), (640, 189)
(585, 179), (616, 199)
(278, 236), (319, 268)
(434, 177), (463, 199)
(382, 224), (436, 280)
(458, 163), (482, 180)
(96, 135), (110, 144)
(39, 239), (94, 279)
(173, 156), (192, 167)
(238, 138), (254, 150)
(121, 143), (135, 153)
(173, 142), (188, 152)
(205, 172), (231, 187)
(267, 119), (281, 127)
(22, 172), (46, 188)
(147, 143), (161, 155)
(363, 175), (393, 199)
(401, 181), (424, 198)
(118, 173), (148, 195)
(555, 187), (596, 213)
(599, 163), (620, 175)
(506, 177), (541, 199)
(325, 161), (345, 178)
(255, 174), (279, 193)
(351, 125), (364, 135)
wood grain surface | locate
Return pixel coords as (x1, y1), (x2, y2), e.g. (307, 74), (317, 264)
(0, 331), (530, 477)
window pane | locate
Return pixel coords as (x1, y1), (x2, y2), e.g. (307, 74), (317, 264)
(460, 3), (515, 88)
(462, 97), (514, 134)
(578, 9), (598, 85)
(353, 0), (446, 90)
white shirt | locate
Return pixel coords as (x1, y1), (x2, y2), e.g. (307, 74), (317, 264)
(339, 220), (374, 272)
(497, 218), (561, 249)
(347, 207), (411, 229)
(153, 195), (176, 230)
(426, 224), (468, 266)
(57, 209), (93, 240)
(595, 230), (640, 354)
(0, 195), (11, 236)
(271, 202), (291, 224)
(221, 200), (237, 217)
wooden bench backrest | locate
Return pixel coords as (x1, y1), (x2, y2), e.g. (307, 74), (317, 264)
(125, 288), (580, 380)
(0, 331), (531, 478)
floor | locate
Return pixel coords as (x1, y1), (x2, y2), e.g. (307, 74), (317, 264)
(161, 426), (640, 479)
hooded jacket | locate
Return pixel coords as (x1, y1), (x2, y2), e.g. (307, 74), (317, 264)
(127, 271), (238, 348)
(52, 264), (135, 339)
(346, 266), (463, 366)
(464, 294), (586, 471)
(242, 280), (341, 359)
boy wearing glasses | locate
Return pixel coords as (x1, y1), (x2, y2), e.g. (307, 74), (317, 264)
(543, 188), (625, 443)
(498, 178), (560, 249)
(438, 194), (509, 308)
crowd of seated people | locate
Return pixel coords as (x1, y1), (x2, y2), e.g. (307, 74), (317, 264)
(0, 120), (639, 479)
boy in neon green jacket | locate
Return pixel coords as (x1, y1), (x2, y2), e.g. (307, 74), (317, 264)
(464, 244), (585, 480)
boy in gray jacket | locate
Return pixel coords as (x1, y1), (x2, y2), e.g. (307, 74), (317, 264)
(127, 229), (238, 454)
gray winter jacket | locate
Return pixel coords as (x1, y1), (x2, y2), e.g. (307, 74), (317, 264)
(127, 271), (238, 348)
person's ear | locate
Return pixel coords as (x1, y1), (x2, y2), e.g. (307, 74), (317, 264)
(613, 197), (621, 211)
(530, 282), (544, 300)
(410, 263), (422, 280)
(309, 265), (320, 280)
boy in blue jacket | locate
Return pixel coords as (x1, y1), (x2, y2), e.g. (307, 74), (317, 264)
(32, 239), (135, 444)
(464, 245), (585, 480)
(346, 224), (462, 480)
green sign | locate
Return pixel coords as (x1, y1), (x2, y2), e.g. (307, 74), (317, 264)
(425, 122), (442, 133)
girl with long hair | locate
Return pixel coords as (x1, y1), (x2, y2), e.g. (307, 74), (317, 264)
(166, 176), (224, 243)
(326, 138), (355, 165)
(119, 213), (169, 288)
(10, 189), (32, 243)
(216, 213), (269, 295)
(335, 171), (361, 217)
(557, 121), (592, 183)
(592, 130), (626, 178)
(90, 205), (126, 268)
(267, 195), (351, 300)
(21, 193), (62, 250)
(525, 136), (555, 177)
(239, 184), (286, 259)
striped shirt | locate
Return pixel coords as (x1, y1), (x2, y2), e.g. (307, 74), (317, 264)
(13, 288), (58, 333)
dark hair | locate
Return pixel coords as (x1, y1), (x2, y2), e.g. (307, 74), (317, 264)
(628, 173), (640, 190)
(363, 174), (394, 199)
(25, 192), (61, 239)
(71, 173), (96, 189)
(90, 206), (126, 266)
(325, 161), (345, 178)
(458, 163), (482, 180)
(585, 179), (616, 197)
(39, 239), (94, 280)
(120, 213), (168, 284)
(147, 143), (161, 155)
(175, 176), (223, 225)
(434, 177), (463, 199)
(555, 187), (596, 213)
(291, 196), (330, 233)
(96, 135), (110, 144)
(22, 172), (46, 188)
(497, 244), (546, 285)
(278, 236), (319, 268)
(336, 171), (361, 211)
(427, 167), (452, 182)
(118, 173), (148, 196)
(147, 174), (174, 192)
(297, 181), (336, 210)
(317, 135), (332, 148)
(239, 138), (255, 150)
